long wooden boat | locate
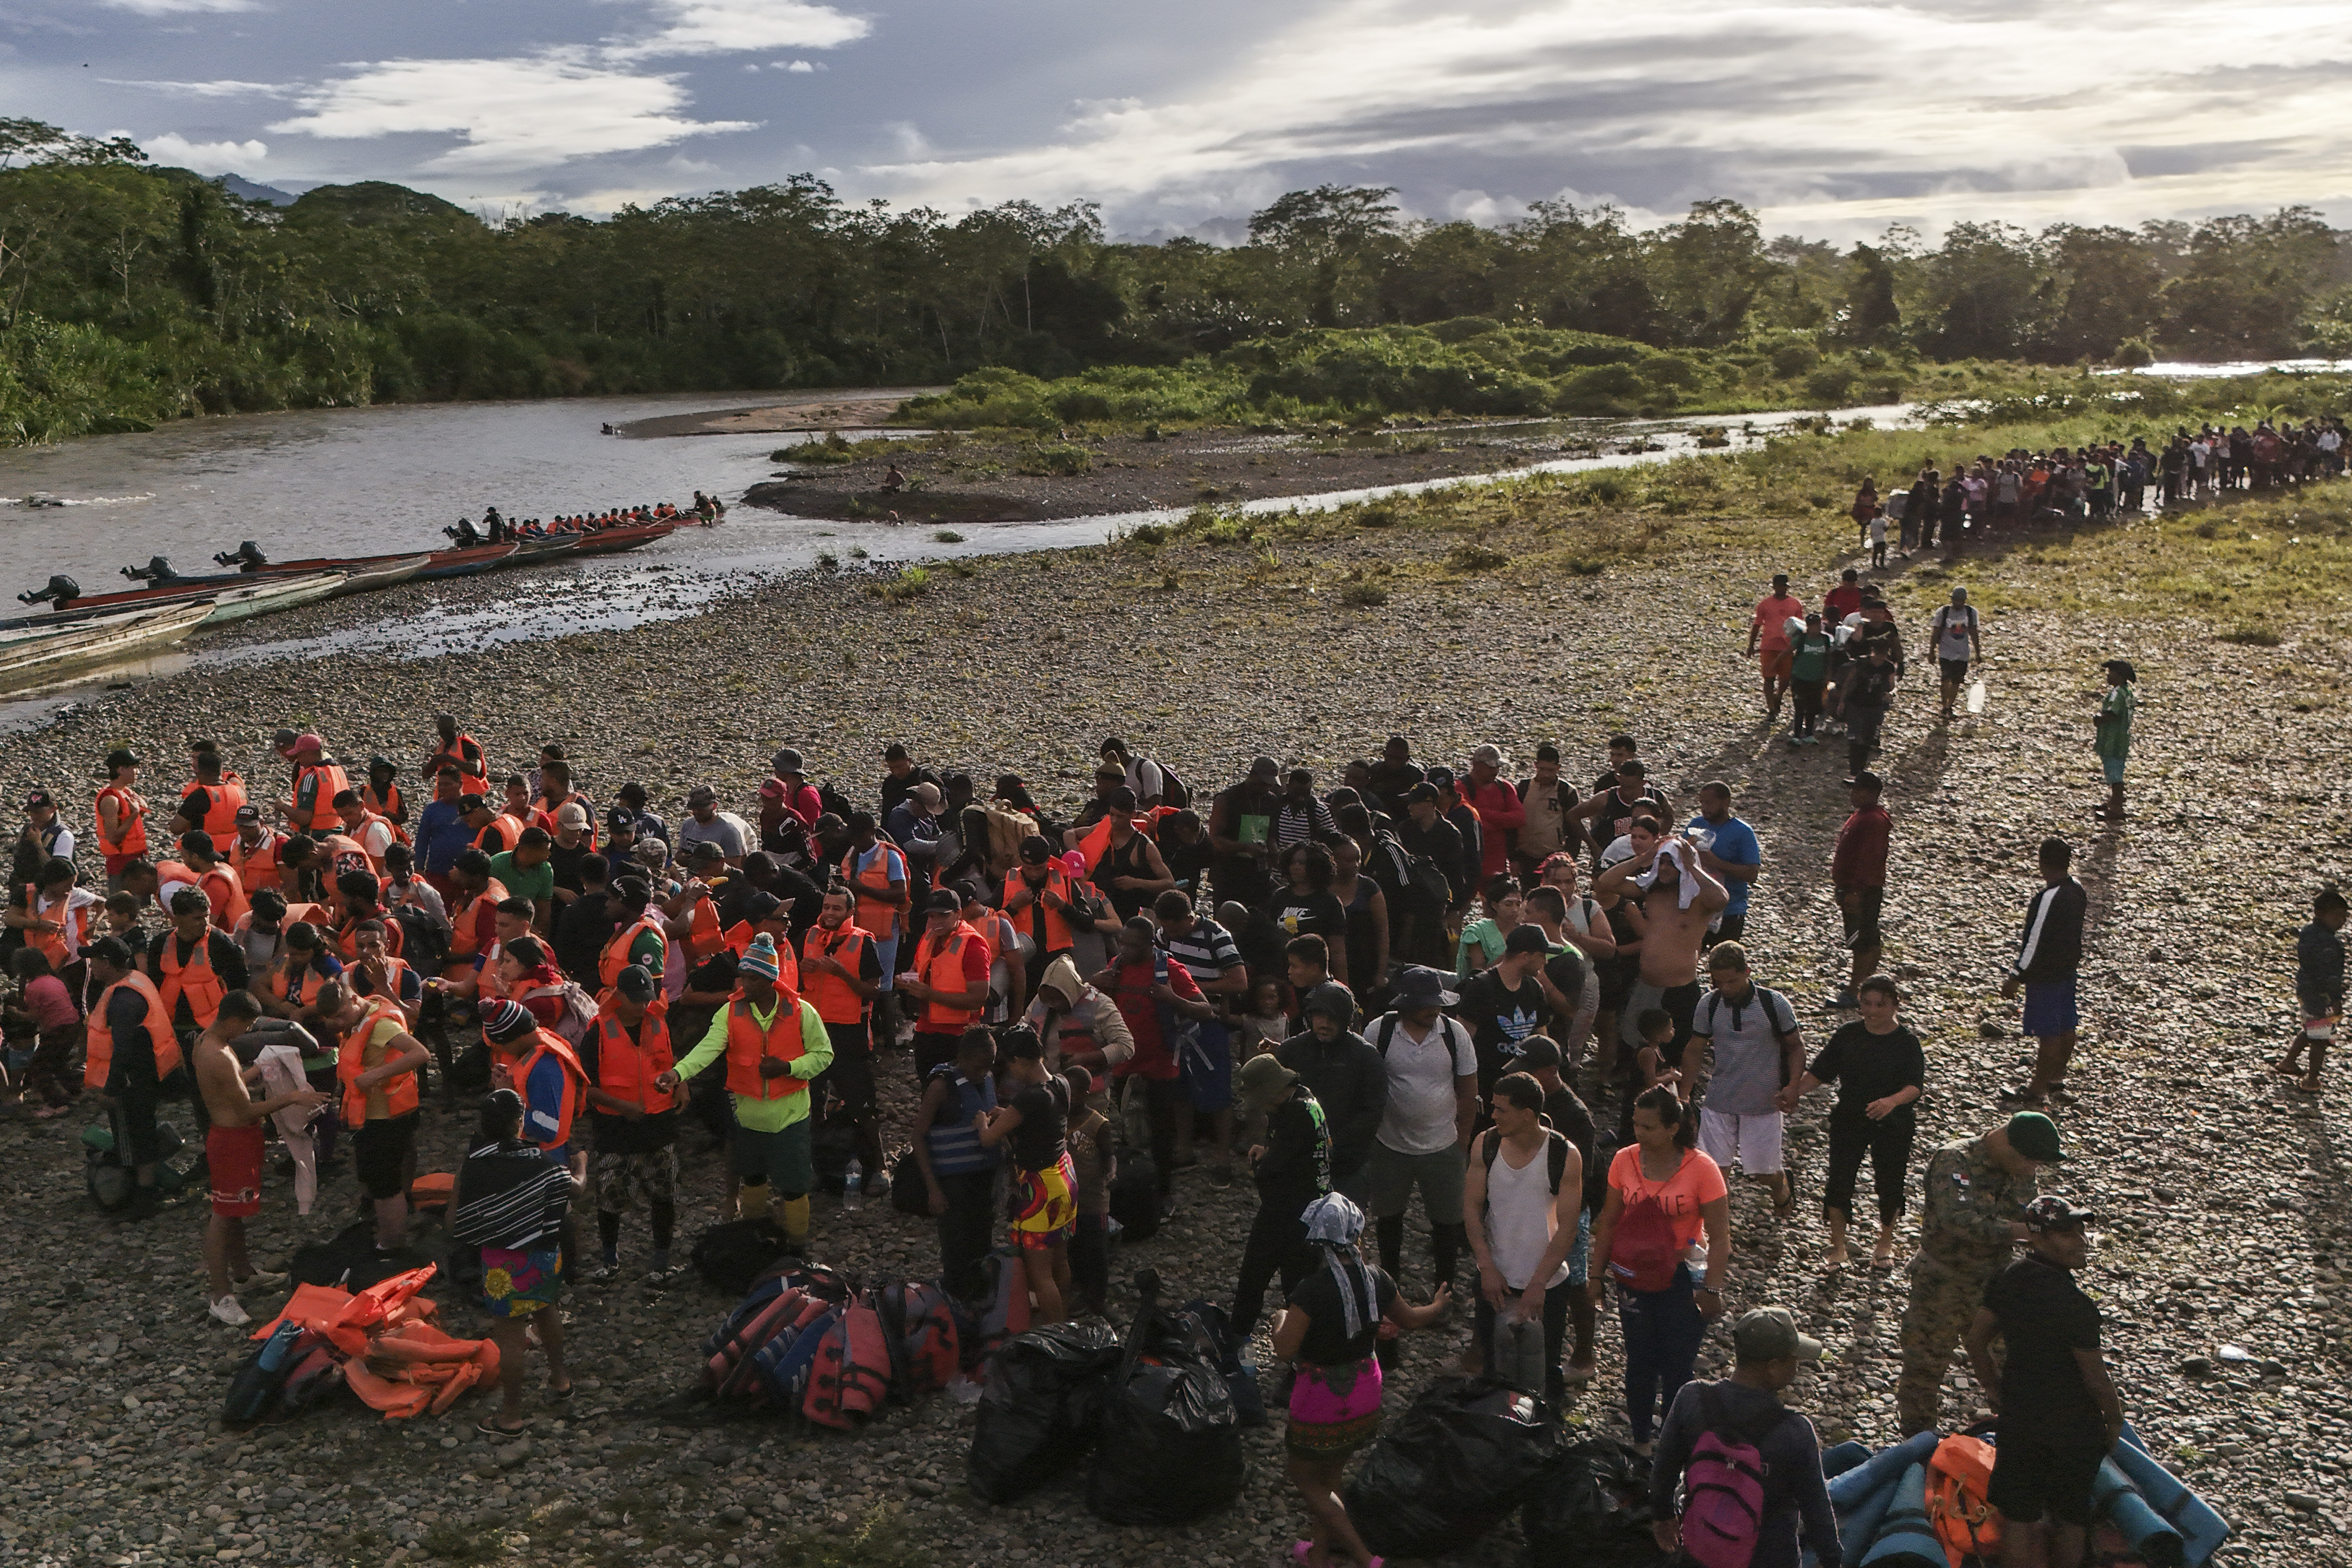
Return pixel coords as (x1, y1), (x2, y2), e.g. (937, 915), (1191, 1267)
(0, 602), (213, 694)
(415, 543), (519, 580)
(226, 553), (433, 597)
(197, 572), (346, 625)
(569, 521), (679, 557)
(497, 535), (579, 567)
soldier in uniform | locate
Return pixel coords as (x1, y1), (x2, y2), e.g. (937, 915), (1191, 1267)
(1895, 1110), (2063, 1434)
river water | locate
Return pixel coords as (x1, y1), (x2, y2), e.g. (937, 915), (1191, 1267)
(0, 392), (1920, 727)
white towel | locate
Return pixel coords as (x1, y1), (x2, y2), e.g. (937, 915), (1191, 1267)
(1637, 838), (1701, 909)
(256, 1041), (322, 1216)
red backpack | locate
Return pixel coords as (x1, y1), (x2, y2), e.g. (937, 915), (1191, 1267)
(1607, 1151), (1690, 1292)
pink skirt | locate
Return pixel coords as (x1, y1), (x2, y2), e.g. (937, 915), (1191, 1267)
(1286, 1355), (1383, 1460)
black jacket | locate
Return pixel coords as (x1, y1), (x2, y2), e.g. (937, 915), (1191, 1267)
(1277, 1027), (1388, 1182)
(1255, 1084), (1333, 1208)
(2012, 877), (2087, 983)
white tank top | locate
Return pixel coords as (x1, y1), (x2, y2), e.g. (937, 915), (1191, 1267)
(1486, 1135), (1571, 1291)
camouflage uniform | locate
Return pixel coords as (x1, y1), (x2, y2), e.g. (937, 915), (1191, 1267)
(1896, 1135), (2038, 1434)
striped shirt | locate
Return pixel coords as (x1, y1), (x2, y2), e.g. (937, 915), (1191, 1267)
(1158, 917), (1243, 987)
(451, 1139), (573, 1250)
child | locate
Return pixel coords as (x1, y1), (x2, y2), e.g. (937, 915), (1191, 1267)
(1236, 977), (1291, 1062)
(1781, 974), (1924, 1270)
(1633, 1006), (1679, 1096)
(2094, 657), (2135, 821)
(1064, 1067), (1116, 1317)
(2275, 888), (2349, 1094)
(1867, 507), (1888, 568)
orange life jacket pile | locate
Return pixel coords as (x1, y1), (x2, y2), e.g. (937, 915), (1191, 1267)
(248, 1265), (501, 1420)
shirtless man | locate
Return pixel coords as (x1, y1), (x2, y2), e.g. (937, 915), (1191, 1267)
(1593, 817), (1728, 1073)
(193, 989), (326, 1325)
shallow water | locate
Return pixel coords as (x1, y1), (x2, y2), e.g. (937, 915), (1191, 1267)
(0, 395), (1920, 730)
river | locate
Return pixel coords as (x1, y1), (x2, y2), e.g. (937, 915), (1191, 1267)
(0, 391), (1917, 728)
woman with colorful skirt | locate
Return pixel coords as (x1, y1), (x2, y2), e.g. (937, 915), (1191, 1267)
(451, 1088), (577, 1435)
(976, 1025), (1076, 1324)
(1269, 1192), (1451, 1568)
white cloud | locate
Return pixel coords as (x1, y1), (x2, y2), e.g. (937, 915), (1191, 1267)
(142, 131), (268, 169)
(100, 0), (256, 12)
(101, 78), (287, 97)
(858, 0), (2352, 239)
(604, 0), (870, 61)
(785, 59), (816, 73)
(269, 53), (757, 173)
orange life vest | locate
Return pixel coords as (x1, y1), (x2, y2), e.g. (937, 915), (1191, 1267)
(799, 923), (872, 1026)
(446, 877), (509, 963)
(1075, 814), (1117, 873)
(96, 784), (148, 859)
(593, 1005), (676, 1116)
(1926, 1433), (2002, 1564)
(352, 953), (417, 1015)
(337, 915), (405, 962)
(723, 991), (810, 1102)
(281, 901), (331, 930)
(359, 781), (408, 837)
(509, 1028), (588, 1152)
(474, 814), (525, 855)
(427, 735), (488, 790)
(344, 808), (404, 864)
(337, 998), (420, 1125)
(162, 859), (247, 930)
(179, 777), (247, 839)
(86, 969), (180, 1087)
(687, 897), (726, 960)
(600, 912), (666, 991)
(268, 954), (335, 1010)
(1004, 864), (1074, 952)
(910, 923), (985, 1031)
(156, 930), (228, 1030)
(231, 828), (286, 893)
(21, 884), (93, 969)
(291, 761), (350, 831)
(841, 841), (908, 943)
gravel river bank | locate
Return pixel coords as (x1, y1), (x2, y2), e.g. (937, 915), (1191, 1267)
(0, 483), (2345, 1568)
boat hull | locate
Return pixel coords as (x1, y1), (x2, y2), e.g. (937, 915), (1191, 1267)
(0, 602), (214, 694)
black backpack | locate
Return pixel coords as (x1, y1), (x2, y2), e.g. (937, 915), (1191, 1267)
(391, 903), (449, 971)
(690, 1216), (798, 1295)
(1155, 762), (1192, 810)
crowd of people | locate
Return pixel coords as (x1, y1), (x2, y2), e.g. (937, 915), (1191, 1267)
(0, 682), (2177, 1567)
(1847, 417), (2347, 565)
(443, 493), (723, 548)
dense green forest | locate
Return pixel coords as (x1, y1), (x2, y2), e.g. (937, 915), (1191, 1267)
(4, 116), (2352, 443)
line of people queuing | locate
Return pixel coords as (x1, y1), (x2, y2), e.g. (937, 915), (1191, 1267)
(0, 718), (2133, 1568)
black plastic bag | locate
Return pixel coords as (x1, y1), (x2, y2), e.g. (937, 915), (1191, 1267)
(1086, 1271), (1247, 1526)
(1520, 1437), (1669, 1568)
(1342, 1376), (1562, 1559)
(689, 1218), (796, 1295)
(1107, 1155), (1160, 1240)
(967, 1321), (1124, 1504)
(1175, 1296), (1266, 1427)
(289, 1219), (425, 1290)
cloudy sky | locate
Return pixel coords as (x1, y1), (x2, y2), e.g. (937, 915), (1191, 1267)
(6, 0), (2350, 240)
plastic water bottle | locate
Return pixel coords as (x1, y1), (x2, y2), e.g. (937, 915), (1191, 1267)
(841, 1159), (863, 1212)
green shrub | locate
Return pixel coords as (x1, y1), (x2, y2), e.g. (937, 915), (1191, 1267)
(1017, 442), (1092, 476)
(1340, 582), (1390, 607)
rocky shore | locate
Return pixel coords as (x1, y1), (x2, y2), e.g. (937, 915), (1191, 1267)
(0, 489), (2345, 1567)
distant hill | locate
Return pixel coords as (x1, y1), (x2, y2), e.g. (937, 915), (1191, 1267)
(216, 173), (298, 207)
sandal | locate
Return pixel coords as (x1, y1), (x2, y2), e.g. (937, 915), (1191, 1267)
(476, 1417), (531, 1437)
(1870, 1247), (1897, 1272)
(550, 1382), (576, 1401)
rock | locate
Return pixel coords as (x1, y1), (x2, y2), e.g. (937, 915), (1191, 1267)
(2180, 1357), (2213, 1376)
(2285, 1494), (2320, 1512)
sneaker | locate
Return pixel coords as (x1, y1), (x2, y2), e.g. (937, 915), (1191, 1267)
(644, 1265), (687, 1289)
(862, 1174), (892, 1202)
(588, 1258), (622, 1282)
(209, 1294), (251, 1327)
(1206, 1165), (1234, 1188)
(1828, 988), (1860, 1010)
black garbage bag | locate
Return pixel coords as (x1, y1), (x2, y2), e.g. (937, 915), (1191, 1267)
(967, 1321), (1123, 1505)
(1342, 1376), (1563, 1559)
(1086, 1270), (1247, 1526)
(1520, 1437), (1669, 1568)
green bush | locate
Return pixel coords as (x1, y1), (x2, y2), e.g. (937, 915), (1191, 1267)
(1016, 442), (1092, 476)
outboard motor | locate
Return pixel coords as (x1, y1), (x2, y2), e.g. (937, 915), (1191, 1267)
(212, 541), (269, 572)
(17, 575), (81, 608)
(443, 516), (483, 548)
(122, 555), (180, 583)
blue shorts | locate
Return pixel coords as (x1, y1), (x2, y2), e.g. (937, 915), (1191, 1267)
(2022, 979), (2079, 1037)
(2101, 755), (2127, 784)
(1180, 1020), (1233, 1112)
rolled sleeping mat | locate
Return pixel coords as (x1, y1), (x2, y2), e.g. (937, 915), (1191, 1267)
(2115, 1425), (2232, 1567)
(1860, 1462), (1946, 1568)
(1829, 1429), (1941, 1511)
(1822, 1440), (1873, 1480)
(2094, 1460), (2185, 1568)
(1835, 1470), (1898, 1565)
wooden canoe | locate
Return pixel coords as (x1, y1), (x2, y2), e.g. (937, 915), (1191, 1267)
(0, 601), (213, 693)
(415, 543), (519, 579)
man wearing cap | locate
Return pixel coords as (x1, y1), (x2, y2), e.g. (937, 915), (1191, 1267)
(12, 787), (74, 894)
(1277, 983), (1387, 1200)
(1895, 1111), (2059, 1435)
(580, 966), (685, 1283)
(901, 888), (993, 1083)
(1454, 924), (1553, 1114)
(1926, 587), (1983, 724)
(277, 733), (348, 836)
(1966, 1196), (2121, 1568)
(1651, 1306), (1839, 1568)
(1230, 1053), (1333, 1336)
(1747, 571), (1808, 720)
(803, 884), (887, 1191)
(885, 780), (947, 897)
(360, 755), (406, 829)
(678, 786), (749, 869)
(609, 781), (667, 852)
(2094, 657), (2136, 821)
(1461, 745), (1525, 882)
(95, 749), (149, 894)
(658, 934), (832, 1250)
(547, 801), (594, 905)
(763, 749), (823, 842)
(1363, 966), (1480, 1308)
(1393, 783), (1469, 967)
